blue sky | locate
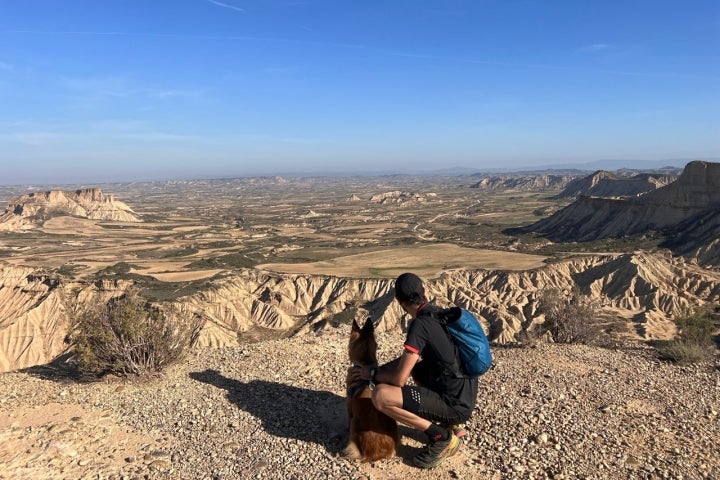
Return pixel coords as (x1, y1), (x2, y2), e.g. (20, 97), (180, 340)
(0, 0), (718, 184)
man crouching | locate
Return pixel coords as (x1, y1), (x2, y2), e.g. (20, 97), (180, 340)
(350, 272), (477, 469)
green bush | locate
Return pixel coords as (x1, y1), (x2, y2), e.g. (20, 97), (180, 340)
(675, 311), (715, 346)
(536, 287), (599, 344)
(656, 339), (713, 365)
(71, 288), (205, 376)
(656, 310), (716, 364)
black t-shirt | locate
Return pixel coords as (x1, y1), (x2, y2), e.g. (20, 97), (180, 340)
(403, 304), (478, 416)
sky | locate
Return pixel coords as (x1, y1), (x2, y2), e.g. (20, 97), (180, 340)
(0, 0), (718, 185)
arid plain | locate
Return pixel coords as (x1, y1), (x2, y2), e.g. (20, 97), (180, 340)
(0, 175), (555, 284)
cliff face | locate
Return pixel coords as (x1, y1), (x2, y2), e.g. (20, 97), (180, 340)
(508, 161), (720, 266)
(639, 160), (720, 207)
(0, 267), (67, 372)
(3, 250), (719, 372)
(0, 188), (141, 230)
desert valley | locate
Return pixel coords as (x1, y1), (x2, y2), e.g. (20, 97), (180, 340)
(0, 161), (718, 479)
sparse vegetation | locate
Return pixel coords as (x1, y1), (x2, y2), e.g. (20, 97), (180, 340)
(99, 262), (138, 275)
(70, 288), (205, 376)
(135, 246), (199, 259)
(186, 252), (256, 270)
(56, 263), (82, 278)
(329, 306), (358, 327)
(536, 287), (599, 344)
(655, 309), (717, 364)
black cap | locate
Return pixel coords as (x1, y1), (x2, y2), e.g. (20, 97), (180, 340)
(394, 272), (425, 304)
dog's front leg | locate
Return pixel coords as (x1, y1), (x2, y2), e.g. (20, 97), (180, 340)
(341, 416), (361, 460)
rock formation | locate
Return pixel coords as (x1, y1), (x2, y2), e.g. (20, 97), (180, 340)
(553, 170), (677, 199)
(0, 188), (141, 230)
(368, 191), (437, 205)
(470, 174), (573, 191)
(0, 267), (133, 372)
(3, 249), (719, 372)
(0, 266), (68, 372)
(507, 161), (720, 266)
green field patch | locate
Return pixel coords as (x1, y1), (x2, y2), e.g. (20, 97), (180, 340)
(258, 243), (547, 278)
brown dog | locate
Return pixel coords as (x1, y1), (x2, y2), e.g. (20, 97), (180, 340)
(342, 318), (399, 461)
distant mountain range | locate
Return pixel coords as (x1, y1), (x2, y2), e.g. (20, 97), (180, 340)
(428, 158), (716, 176)
(264, 158), (713, 178)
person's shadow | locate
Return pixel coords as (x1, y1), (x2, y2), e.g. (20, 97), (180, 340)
(189, 369), (347, 454)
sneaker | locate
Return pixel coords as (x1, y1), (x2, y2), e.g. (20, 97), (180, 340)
(449, 423), (467, 440)
(412, 432), (462, 469)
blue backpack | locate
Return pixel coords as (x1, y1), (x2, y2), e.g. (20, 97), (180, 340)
(435, 307), (493, 378)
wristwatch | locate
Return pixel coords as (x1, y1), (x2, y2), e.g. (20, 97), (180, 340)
(369, 367), (377, 390)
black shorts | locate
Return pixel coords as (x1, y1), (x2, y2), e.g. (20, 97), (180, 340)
(401, 385), (468, 425)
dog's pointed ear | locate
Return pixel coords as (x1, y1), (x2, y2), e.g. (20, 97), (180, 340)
(362, 317), (374, 333)
(352, 319), (361, 332)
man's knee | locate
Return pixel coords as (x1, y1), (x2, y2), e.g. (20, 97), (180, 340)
(372, 384), (401, 411)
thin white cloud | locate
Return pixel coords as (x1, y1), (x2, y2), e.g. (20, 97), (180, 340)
(0, 130), (202, 146)
(0, 61), (15, 72)
(60, 75), (204, 100)
(206, 0), (245, 13)
(579, 43), (610, 53)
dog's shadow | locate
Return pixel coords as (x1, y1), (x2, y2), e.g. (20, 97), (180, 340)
(189, 369), (347, 454)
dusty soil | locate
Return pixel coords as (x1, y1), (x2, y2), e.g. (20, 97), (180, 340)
(1, 328), (718, 480)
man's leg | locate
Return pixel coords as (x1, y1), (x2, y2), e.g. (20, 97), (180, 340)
(371, 383), (432, 431)
(372, 384), (462, 469)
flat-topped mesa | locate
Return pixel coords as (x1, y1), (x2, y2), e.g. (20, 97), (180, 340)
(0, 188), (142, 230)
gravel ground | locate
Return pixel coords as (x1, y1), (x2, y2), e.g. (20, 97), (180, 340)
(1, 327), (719, 480)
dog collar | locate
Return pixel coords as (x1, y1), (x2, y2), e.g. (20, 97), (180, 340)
(347, 381), (371, 398)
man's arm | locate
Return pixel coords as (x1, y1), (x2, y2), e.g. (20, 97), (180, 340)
(375, 350), (418, 387)
(351, 351), (419, 387)
(379, 357), (401, 371)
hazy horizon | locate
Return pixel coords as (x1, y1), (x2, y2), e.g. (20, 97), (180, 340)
(0, 157), (701, 188)
(1, 1), (718, 185)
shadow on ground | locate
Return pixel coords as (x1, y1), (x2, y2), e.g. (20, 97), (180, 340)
(189, 369), (347, 454)
(18, 353), (91, 383)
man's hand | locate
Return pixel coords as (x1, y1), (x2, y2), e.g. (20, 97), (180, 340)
(350, 365), (371, 383)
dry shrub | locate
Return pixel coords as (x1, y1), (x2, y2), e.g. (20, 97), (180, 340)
(656, 340), (713, 365)
(537, 287), (599, 344)
(656, 309), (716, 365)
(71, 288), (205, 376)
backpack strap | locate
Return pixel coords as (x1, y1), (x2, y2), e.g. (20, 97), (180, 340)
(418, 307), (468, 379)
